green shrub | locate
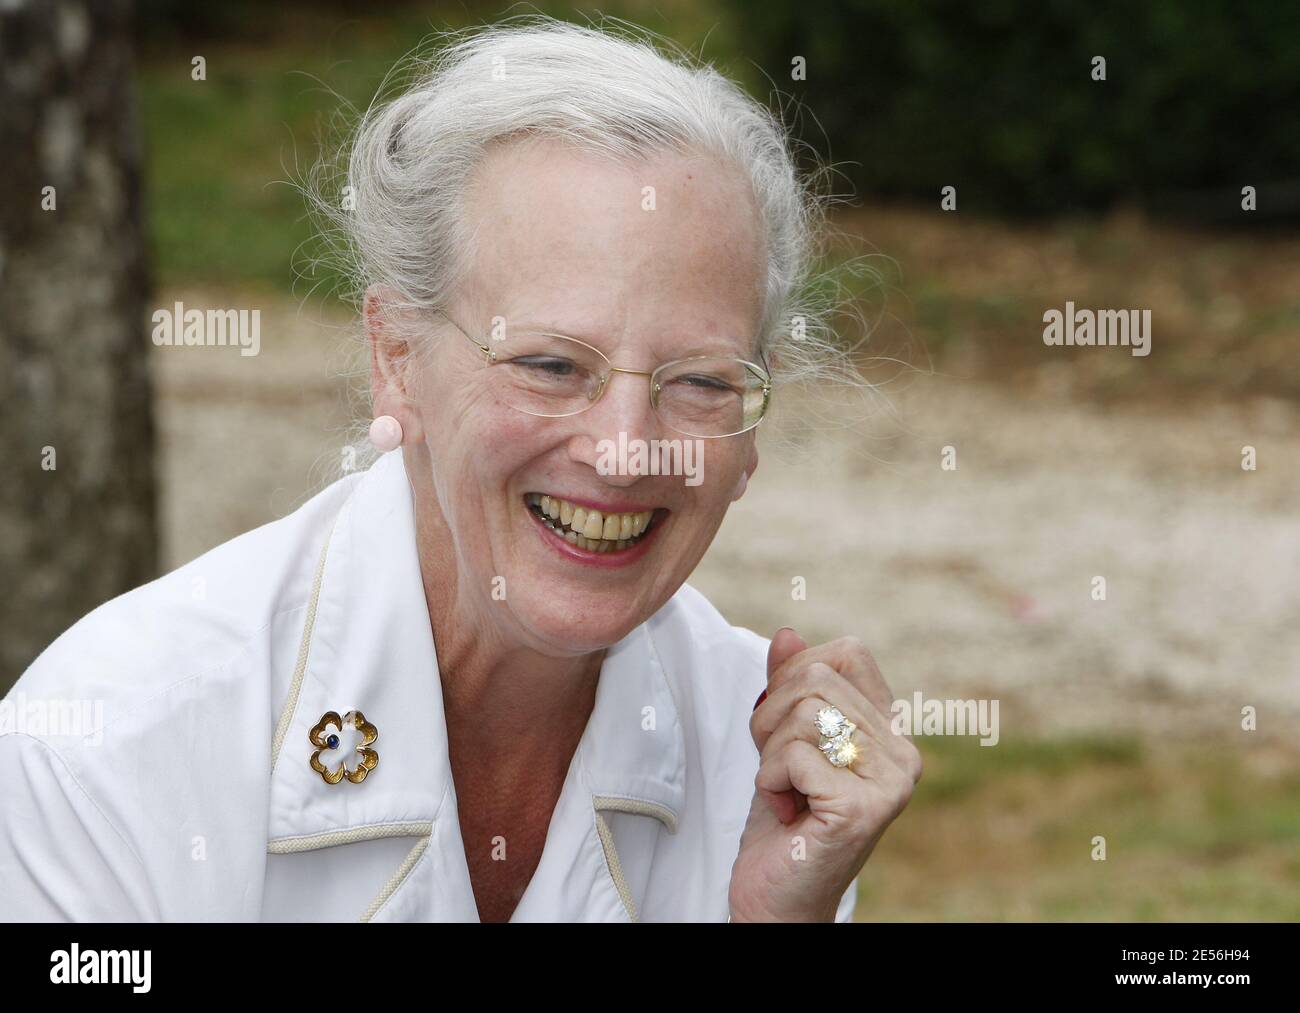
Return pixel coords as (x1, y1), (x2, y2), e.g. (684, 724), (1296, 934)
(726, 0), (1300, 220)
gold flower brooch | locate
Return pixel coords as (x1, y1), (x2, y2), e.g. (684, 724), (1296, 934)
(309, 710), (379, 785)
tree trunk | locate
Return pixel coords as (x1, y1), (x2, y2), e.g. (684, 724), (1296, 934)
(0, 0), (157, 690)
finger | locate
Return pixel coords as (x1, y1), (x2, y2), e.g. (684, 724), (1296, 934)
(760, 691), (919, 789)
(768, 636), (895, 721)
(760, 699), (873, 778)
(751, 661), (873, 753)
(757, 627), (807, 710)
(755, 663), (922, 786)
(766, 627), (807, 681)
(755, 738), (853, 824)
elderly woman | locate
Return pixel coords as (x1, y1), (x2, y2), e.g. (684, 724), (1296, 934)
(0, 20), (919, 922)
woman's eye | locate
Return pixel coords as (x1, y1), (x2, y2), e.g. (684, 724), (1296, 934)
(510, 355), (579, 376)
(676, 373), (734, 393)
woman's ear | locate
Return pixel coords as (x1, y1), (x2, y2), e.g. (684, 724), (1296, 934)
(732, 444), (758, 502)
(365, 284), (422, 443)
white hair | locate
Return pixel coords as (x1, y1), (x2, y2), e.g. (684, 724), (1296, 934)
(302, 14), (883, 475)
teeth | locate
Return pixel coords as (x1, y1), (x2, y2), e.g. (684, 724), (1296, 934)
(526, 493), (661, 551)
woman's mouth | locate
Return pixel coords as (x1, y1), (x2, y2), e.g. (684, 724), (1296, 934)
(523, 493), (665, 555)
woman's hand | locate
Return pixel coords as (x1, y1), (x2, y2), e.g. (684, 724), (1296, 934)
(728, 627), (922, 922)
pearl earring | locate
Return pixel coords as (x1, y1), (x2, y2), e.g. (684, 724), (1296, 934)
(368, 415), (403, 453)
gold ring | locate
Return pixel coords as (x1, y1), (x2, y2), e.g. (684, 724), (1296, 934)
(814, 705), (860, 768)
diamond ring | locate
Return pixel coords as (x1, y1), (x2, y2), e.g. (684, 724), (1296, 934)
(814, 705), (860, 768)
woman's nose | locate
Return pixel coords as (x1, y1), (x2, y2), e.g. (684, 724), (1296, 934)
(584, 368), (664, 443)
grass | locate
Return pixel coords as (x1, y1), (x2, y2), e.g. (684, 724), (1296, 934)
(856, 733), (1300, 921)
(138, 8), (442, 295)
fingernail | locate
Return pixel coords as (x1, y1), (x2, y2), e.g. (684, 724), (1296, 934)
(752, 688), (767, 711)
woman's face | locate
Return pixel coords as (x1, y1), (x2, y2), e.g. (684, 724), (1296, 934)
(381, 138), (767, 656)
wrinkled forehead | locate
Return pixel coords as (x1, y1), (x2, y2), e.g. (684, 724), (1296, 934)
(454, 137), (768, 353)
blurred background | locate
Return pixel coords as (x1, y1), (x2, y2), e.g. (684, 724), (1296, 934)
(2, 0), (1298, 919)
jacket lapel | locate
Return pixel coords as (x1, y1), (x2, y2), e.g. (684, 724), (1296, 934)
(266, 451), (476, 916)
(508, 624), (687, 922)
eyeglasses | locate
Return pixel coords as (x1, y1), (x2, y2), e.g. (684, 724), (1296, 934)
(434, 311), (771, 439)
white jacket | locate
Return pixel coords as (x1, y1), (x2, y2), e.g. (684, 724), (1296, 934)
(0, 450), (856, 922)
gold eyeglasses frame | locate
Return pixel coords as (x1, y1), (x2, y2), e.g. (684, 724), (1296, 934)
(433, 309), (772, 439)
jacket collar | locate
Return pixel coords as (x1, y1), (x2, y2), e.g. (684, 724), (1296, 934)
(267, 450), (685, 918)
